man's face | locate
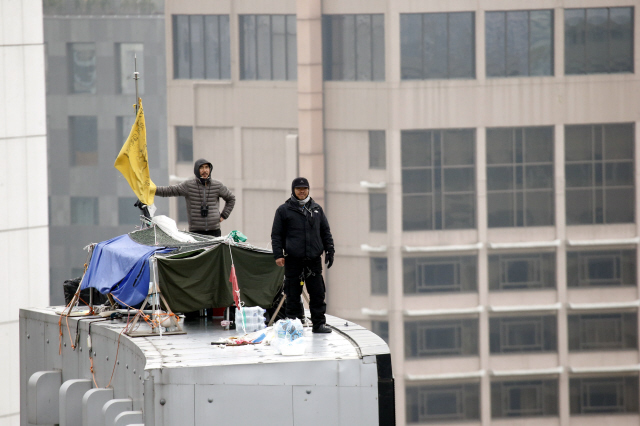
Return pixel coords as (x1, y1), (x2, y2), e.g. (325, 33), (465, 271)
(199, 164), (210, 178)
(294, 186), (309, 200)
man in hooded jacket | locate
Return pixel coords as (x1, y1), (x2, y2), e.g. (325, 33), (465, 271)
(271, 177), (335, 333)
(155, 158), (235, 237)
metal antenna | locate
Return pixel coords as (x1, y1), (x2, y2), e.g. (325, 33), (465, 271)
(134, 54), (140, 114)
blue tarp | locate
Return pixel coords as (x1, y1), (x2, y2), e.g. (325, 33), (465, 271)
(80, 234), (172, 307)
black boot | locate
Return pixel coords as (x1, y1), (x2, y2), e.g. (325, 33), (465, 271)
(312, 324), (332, 334)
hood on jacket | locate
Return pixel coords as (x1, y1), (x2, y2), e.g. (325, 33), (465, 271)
(194, 158), (213, 182)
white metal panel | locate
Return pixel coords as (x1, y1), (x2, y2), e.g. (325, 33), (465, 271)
(337, 386), (379, 426)
(292, 386), (339, 426)
(27, 370), (61, 425)
(59, 379), (92, 426)
(195, 384), (293, 426)
(155, 385), (194, 426)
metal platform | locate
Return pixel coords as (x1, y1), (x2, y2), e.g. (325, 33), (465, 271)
(20, 307), (394, 426)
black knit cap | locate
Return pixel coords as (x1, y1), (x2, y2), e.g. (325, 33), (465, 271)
(291, 177), (309, 194)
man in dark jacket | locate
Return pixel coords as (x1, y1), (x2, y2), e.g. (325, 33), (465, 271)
(155, 158), (235, 237)
(271, 177), (335, 333)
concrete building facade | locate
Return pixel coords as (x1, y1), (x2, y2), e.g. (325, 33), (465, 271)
(164, 0), (639, 425)
(44, 0), (169, 305)
(0, 0), (49, 423)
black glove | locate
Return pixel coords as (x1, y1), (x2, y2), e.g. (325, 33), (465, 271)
(325, 252), (334, 269)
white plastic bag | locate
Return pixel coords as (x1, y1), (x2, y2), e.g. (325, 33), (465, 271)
(272, 319), (305, 356)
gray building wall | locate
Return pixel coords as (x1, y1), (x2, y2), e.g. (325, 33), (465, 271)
(45, 7), (168, 305)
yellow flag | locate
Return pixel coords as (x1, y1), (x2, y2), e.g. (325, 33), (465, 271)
(114, 100), (156, 205)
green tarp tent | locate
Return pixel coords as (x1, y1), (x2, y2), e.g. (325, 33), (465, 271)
(156, 243), (284, 313)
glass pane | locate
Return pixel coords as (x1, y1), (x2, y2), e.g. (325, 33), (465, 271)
(529, 10), (553, 76)
(70, 43), (96, 93)
(271, 15), (286, 80)
(487, 166), (514, 190)
(605, 187), (634, 223)
(174, 16), (190, 79)
(487, 128), (514, 164)
(342, 15), (357, 80)
(609, 8), (633, 73)
(402, 131), (432, 167)
(204, 16), (220, 79)
(525, 191), (554, 226)
(403, 169), (432, 194)
(424, 13), (448, 79)
(605, 162), (634, 186)
(488, 192), (514, 227)
(118, 197), (140, 225)
(565, 163), (592, 188)
(70, 116), (98, 166)
(71, 197), (98, 225)
(401, 14), (423, 79)
(240, 15), (257, 79)
(370, 258), (388, 294)
(585, 8), (608, 73)
(355, 15), (373, 81)
(506, 11), (529, 76)
(486, 12), (506, 77)
(524, 127), (553, 162)
(403, 195), (432, 230)
(564, 9), (586, 74)
(442, 129), (474, 165)
(256, 15), (272, 80)
(286, 16), (297, 80)
(565, 125), (593, 161)
(566, 189), (593, 224)
(443, 194), (474, 229)
(220, 16), (231, 79)
(189, 15), (205, 79)
(370, 193), (387, 232)
(604, 124), (634, 159)
(449, 12), (475, 78)
(444, 168), (474, 192)
(369, 130), (386, 169)
(176, 126), (193, 162)
(526, 165), (554, 189)
(372, 14), (385, 81)
(119, 43), (143, 95)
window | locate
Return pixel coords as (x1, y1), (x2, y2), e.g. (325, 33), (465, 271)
(406, 383), (480, 422)
(369, 193), (387, 232)
(240, 15), (297, 80)
(567, 250), (636, 287)
(404, 256), (477, 294)
(70, 197), (98, 225)
(565, 124), (634, 224)
(68, 43), (96, 94)
(176, 126), (193, 163)
(568, 313), (637, 351)
(323, 14), (385, 81)
(370, 257), (388, 295)
(486, 10), (554, 77)
(492, 380), (558, 418)
(369, 130), (386, 169)
(565, 7), (634, 75)
(570, 376), (639, 414)
(371, 320), (389, 344)
(487, 127), (554, 227)
(70, 116), (98, 166)
(405, 319), (478, 358)
(401, 12), (475, 79)
(489, 252), (556, 290)
(490, 315), (557, 353)
(118, 197), (140, 225)
(116, 116), (136, 151)
(118, 43), (144, 95)
(173, 15), (231, 80)
(402, 129), (475, 230)
(177, 197), (189, 224)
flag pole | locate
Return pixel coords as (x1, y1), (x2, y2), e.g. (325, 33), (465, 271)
(131, 54), (150, 221)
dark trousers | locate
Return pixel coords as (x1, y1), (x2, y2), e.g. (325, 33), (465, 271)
(194, 229), (221, 237)
(284, 257), (326, 327)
